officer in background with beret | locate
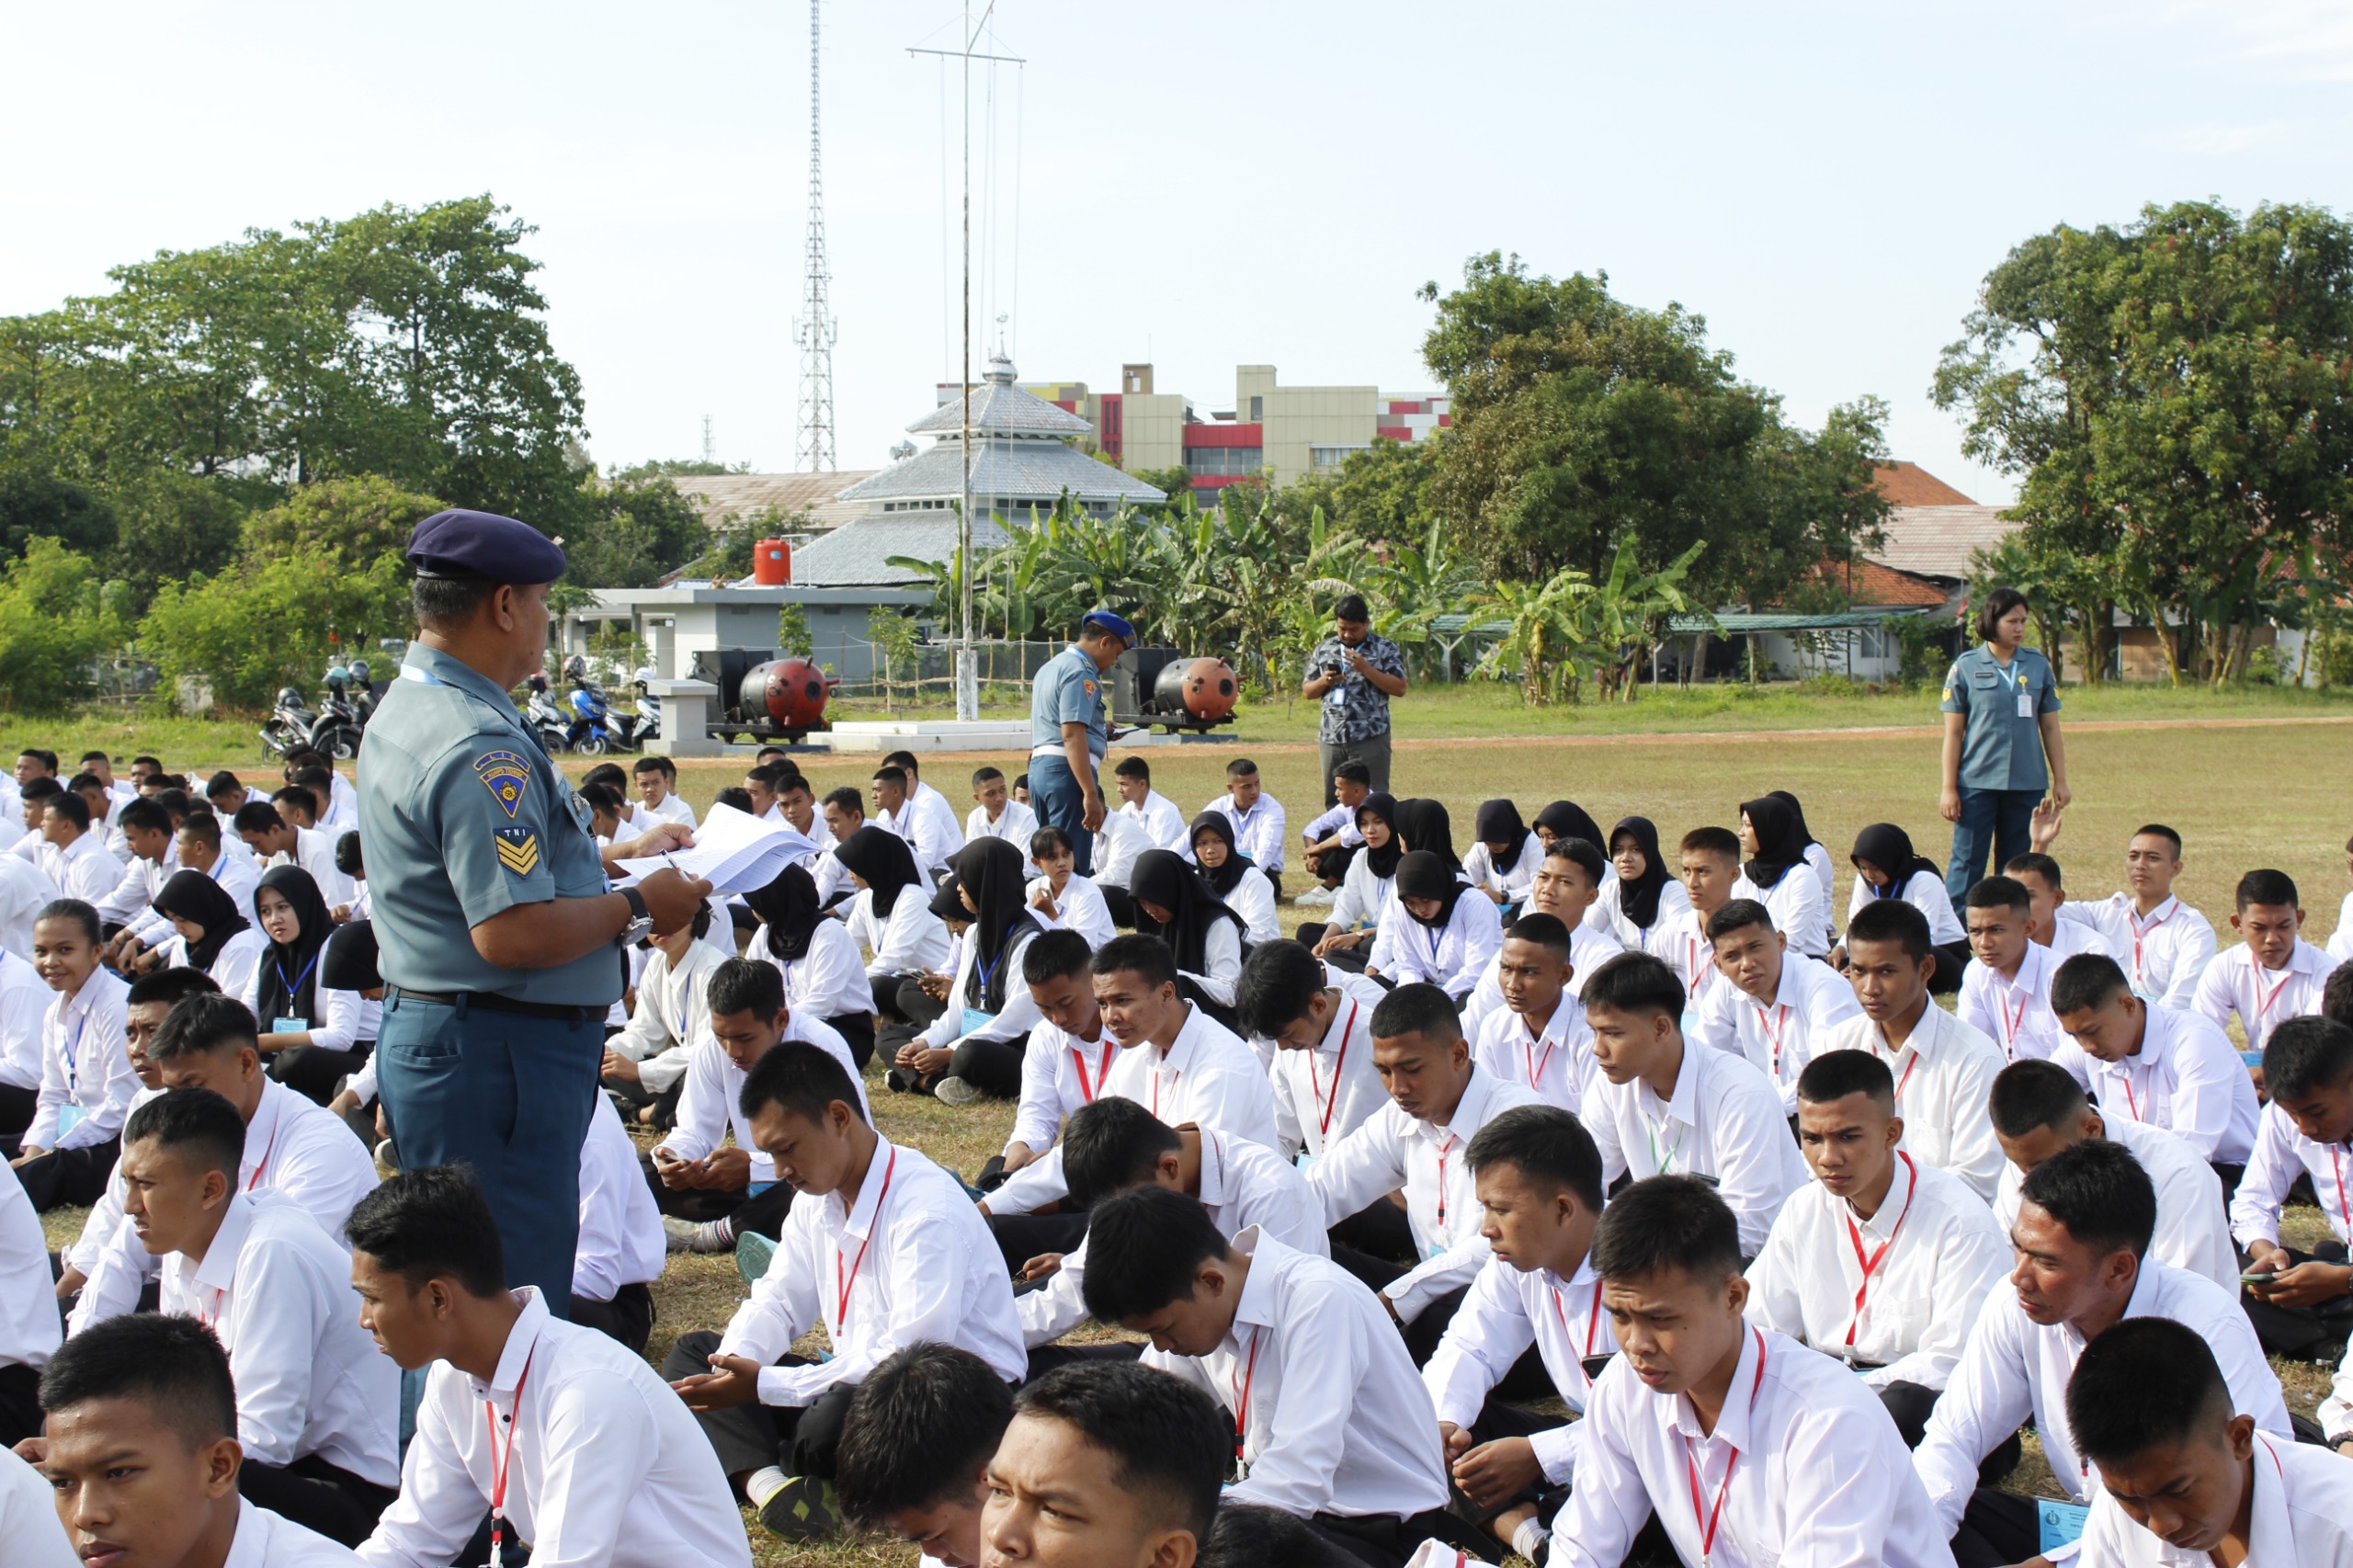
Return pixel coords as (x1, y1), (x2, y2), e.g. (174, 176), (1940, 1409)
(360, 509), (709, 1314)
(1027, 609), (1131, 877)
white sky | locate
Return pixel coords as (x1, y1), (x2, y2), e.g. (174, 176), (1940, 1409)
(6, 1), (2348, 506)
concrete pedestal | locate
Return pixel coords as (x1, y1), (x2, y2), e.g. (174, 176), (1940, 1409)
(642, 679), (722, 757)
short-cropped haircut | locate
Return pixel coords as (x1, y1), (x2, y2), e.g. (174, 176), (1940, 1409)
(739, 1042), (867, 1128)
(1370, 981), (1462, 1046)
(176, 811), (222, 849)
(2018, 1139), (2155, 1262)
(2261, 1015), (2353, 1103)
(2324, 961), (2353, 1031)
(836, 1344), (1015, 1526)
(2050, 953), (2131, 1017)
(1022, 926), (1095, 986)
(632, 755), (676, 778)
(1078, 1186), (1228, 1324)
(117, 798), (171, 836)
(1704, 898), (1775, 944)
(2236, 868), (2299, 911)
(1224, 757), (1258, 778)
(1986, 1059), (2090, 1139)
(1504, 912), (1573, 960)
(1114, 756), (1151, 780)
(707, 956), (784, 1021)
(1062, 1097), (1182, 1210)
(1794, 1048), (1894, 1110)
(123, 1087), (245, 1180)
(2063, 1317), (2232, 1470)
(821, 786), (863, 816)
(231, 801), (285, 835)
(1964, 875), (2032, 917)
(1464, 1105), (1605, 1211)
(1843, 896), (1932, 961)
(124, 967), (220, 1010)
(1233, 940), (1325, 1039)
(1590, 1175), (1742, 1287)
(1544, 836), (1607, 883)
(1092, 933), (1178, 992)
(346, 1165), (507, 1296)
(39, 1312), (236, 1452)
(1012, 1359), (1231, 1544)
(2131, 824), (2183, 856)
(149, 994), (259, 1062)
(1579, 950), (1684, 1018)
(2002, 851), (2063, 890)
(1678, 825), (1741, 862)
(1333, 760), (1372, 787)
(971, 766), (1005, 787)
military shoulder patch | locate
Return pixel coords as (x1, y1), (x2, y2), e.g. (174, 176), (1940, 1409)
(495, 824), (540, 875)
(475, 750), (531, 819)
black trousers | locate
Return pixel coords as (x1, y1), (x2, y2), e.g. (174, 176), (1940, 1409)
(1927, 939), (1971, 995)
(1949, 1488), (2040, 1568)
(638, 1151), (797, 1237)
(1446, 1395), (1571, 1529)
(0, 1082), (36, 1158)
(1330, 1196), (1417, 1266)
(1310, 1505), (1492, 1568)
(665, 1333), (854, 1483)
(895, 979), (949, 1029)
(0, 1362), (40, 1449)
(1023, 1340), (1142, 1383)
(570, 1280), (656, 1357)
(989, 1210), (1089, 1277)
(604, 1074), (688, 1132)
(15, 1137), (117, 1211)
(269, 1040), (369, 1107)
(825, 1012), (876, 1070)
(1101, 884), (1138, 929)
(238, 1451), (398, 1548)
(946, 1035), (1027, 1099)
(1307, 842), (1360, 885)
(2241, 1240), (2353, 1359)
(870, 972), (912, 1022)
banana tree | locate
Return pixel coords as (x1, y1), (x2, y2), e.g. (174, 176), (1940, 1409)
(1579, 537), (1708, 701)
(1361, 515), (1481, 678)
(1475, 568), (1599, 705)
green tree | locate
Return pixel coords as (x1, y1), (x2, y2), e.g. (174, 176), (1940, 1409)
(0, 470), (116, 561)
(615, 458), (750, 479)
(139, 553), (411, 712)
(556, 473), (709, 590)
(0, 540), (130, 710)
(241, 473), (444, 572)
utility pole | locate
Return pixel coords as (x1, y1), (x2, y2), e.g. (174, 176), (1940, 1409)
(701, 413), (715, 466)
(795, 0), (838, 475)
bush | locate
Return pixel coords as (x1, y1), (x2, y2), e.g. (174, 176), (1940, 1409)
(0, 540), (131, 710)
(140, 553), (410, 712)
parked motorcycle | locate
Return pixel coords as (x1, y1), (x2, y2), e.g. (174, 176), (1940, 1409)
(524, 674), (573, 756)
(257, 677), (365, 761)
(566, 676), (656, 752)
(258, 687), (317, 759)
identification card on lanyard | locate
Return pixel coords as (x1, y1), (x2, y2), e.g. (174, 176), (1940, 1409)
(2011, 663), (2034, 719)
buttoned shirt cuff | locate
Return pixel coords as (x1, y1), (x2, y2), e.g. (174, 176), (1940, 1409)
(638, 1050), (691, 1094)
(1529, 1420), (1581, 1485)
(757, 1359), (847, 1408)
(1385, 1253), (1472, 1324)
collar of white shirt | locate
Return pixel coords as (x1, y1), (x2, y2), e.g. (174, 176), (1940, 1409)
(1428, 1064), (1509, 1148)
(1847, 1149), (1922, 1244)
(188, 1190), (260, 1302)
(469, 1286), (552, 1402)
(1645, 1039), (1712, 1131)
(1873, 1000), (1949, 1063)
(1668, 1320), (1768, 1456)
(1318, 988), (1367, 1060)
(824, 1136), (901, 1253)
(1148, 1005), (1211, 1079)
(1227, 1223), (1281, 1336)
(2000, 942), (2050, 1002)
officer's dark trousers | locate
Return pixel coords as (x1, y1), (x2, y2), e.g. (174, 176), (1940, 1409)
(1029, 755), (1095, 876)
(376, 992), (601, 1318)
(1945, 788), (2040, 903)
(665, 1333), (851, 1483)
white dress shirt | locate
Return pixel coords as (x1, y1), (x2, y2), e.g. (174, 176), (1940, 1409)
(1089, 809), (1147, 891)
(747, 917), (872, 1023)
(127, 852), (260, 947)
(847, 886), (952, 980)
(1026, 871), (1116, 949)
(1995, 1116), (2236, 1292)
(1821, 1003), (2007, 1201)
(225, 1495), (363, 1567)
(1262, 971), (1391, 1159)
(2332, 888), (2353, 964)
(323, 772), (358, 833)
(1328, 847), (1392, 936)
(1462, 920), (1622, 1039)
(1579, 1040), (1809, 1257)
(1302, 801), (1365, 851)
(0, 1140), (62, 1375)
(1914, 1261), (2290, 1536)
(1471, 993), (1597, 1114)
(1143, 1228), (1449, 1520)
(910, 779), (964, 856)
(2232, 1098), (2353, 1254)
(0, 949), (46, 1090)
(2079, 1428), (2353, 1567)
(0, 855), (58, 960)
(964, 798), (1040, 848)
(1595, 871), (1704, 952)
(1202, 793), (1288, 875)
(1692, 954), (1863, 1112)
(359, 1288), (752, 1568)
(2193, 937), (2336, 1056)
(281, 824), (353, 906)
(1461, 835), (1543, 904)
(1310, 1066), (1548, 1321)
(1386, 891), (1505, 1002)
(1425, 1257), (1613, 1485)
(1848, 870), (1968, 947)
(917, 926), (1044, 1049)
(37, 832), (123, 908)
(1218, 864), (1281, 947)
(1554, 1325), (1956, 1568)
(1020, 1130), (1328, 1346)
(718, 1137), (1027, 1403)
(575, 1096), (665, 1305)
(1120, 790), (1191, 853)
(28, 968), (134, 1151)
(606, 940), (726, 1096)
(1757, 864), (1832, 960)
(1640, 892), (1754, 1021)
(1004, 1015), (1123, 1160)
(2051, 1002), (2258, 1165)
(0, 1449), (77, 1568)
(988, 1004), (1281, 1215)
(161, 1191), (398, 1485)
(1745, 1153), (2009, 1391)
(1958, 939), (2070, 1063)
(2060, 892), (2218, 1010)
(1170, 910), (1246, 1007)
(641, 790), (699, 829)
(876, 803), (953, 880)
(654, 1014), (862, 1187)
(94, 844), (178, 927)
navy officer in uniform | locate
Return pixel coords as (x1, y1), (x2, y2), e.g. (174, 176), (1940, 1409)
(1026, 609), (1131, 877)
(360, 509), (710, 1314)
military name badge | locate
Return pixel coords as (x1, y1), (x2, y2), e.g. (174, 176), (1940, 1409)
(495, 824), (540, 876)
(474, 750), (531, 819)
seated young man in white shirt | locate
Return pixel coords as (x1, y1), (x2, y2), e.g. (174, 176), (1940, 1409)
(2232, 1013), (2353, 1360)
(119, 1090), (398, 1545)
(1574, 951), (1808, 1259)
(1023, 825), (1115, 950)
(1298, 760), (1372, 900)
(1462, 839), (1623, 1038)
(1421, 1105), (1616, 1567)
(1913, 1141), (2291, 1568)
(1309, 982), (1548, 1363)
(1200, 757), (1287, 902)
(1234, 938), (1391, 1162)
(2032, 818), (2218, 1007)
(963, 765), (1040, 849)
(1955, 875), (2072, 1063)
(1468, 914), (1597, 1115)
(978, 928), (1118, 1197)
(1821, 897), (2007, 1202)
(665, 1043), (1025, 1542)
(1986, 1058), (2237, 1292)
(572, 1094), (667, 1357)
(1695, 897), (1861, 1112)
(1745, 1049), (2010, 1450)
(835, 1344), (1014, 1568)
(1648, 825), (1752, 1020)
(981, 1358), (1230, 1568)
(1552, 1175), (1956, 1568)
(2000, 850), (2122, 969)
(2067, 1315), (2353, 1568)
(347, 1166), (751, 1568)
(2049, 951), (2259, 1178)
(632, 754), (699, 829)
(1081, 1184), (1466, 1566)
(1113, 756), (1190, 854)
(2193, 867), (2337, 1059)
(36, 1312), (363, 1568)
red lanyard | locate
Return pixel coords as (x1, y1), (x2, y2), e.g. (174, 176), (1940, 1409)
(1523, 1017), (1558, 1093)
(2120, 1066), (2143, 1122)
(2331, 1145), (2352, 1239)
(1070, 1040), (1116, 1103)
(483, 1346), (537, 1568)
(1998, 988), (2029, 1061)
(1684, 935), (1709, 999)
(2130, 903), (2172, 982)
(1841, 1153), (1919, 1346)
(1311, 1002), (1358, 1140)
(1229, 1330), (1262, 1461)
(244, 1111), (279, 1192)
(1552, 1279), (1606, 1358)
(1434, 1132), (1461, 1228)
(1755, 1003), (1790, 1079)
(833, 1148), (899, 1331)
(1152, 1066), (1182, 1119)
(2253, 965), (2297, 1038)
(1682, 1328), (1768, 1567)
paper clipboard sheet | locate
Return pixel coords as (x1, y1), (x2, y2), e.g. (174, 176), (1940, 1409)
(612, 801), (818, 895)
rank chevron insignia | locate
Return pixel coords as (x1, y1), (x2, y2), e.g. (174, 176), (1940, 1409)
(474, 750), (531, 819)
(495, 825), (540, 875)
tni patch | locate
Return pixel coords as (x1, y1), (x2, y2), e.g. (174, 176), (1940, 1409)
(495, 825), (540, 876)
(474, 750), (532, 819)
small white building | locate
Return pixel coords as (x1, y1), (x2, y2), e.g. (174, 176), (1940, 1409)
(557, 582), (931, 686)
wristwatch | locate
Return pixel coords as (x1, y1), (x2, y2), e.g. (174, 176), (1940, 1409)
(617, 886), (654, 946)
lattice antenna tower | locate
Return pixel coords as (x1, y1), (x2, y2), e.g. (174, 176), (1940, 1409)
(794, 0), (838, 472)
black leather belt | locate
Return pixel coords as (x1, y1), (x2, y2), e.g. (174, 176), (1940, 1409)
(383, 984), (600, 1022)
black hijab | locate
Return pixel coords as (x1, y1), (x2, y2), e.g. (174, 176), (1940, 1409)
(1740, 795), (1809, 891)
(1768, 790), (1819, 849)
(1189, 811), (1248, 897)
(1355, 792), (1403, 881)
(952, 838), (1040, 1013)
(1852, 824), (1940, 894)
(1391, 799), (1460, 871)
(1396, 850), (1472, 929)
(744, 863), (824, 960)
(929, 872), (967, 924)
(320, 919), (381, 993)
(1533, 800), (1604, 849)
(836, 825), (922, 918)
(253, 865), (332, 1023)
(1130, 848), (1246, 973)
(1608, 815), (1672, 930)
(1473, 800), (1529, 873)
(152, 869), (248, 971)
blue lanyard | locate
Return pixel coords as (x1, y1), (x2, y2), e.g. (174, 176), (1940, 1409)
(276, 953), (318, 1006)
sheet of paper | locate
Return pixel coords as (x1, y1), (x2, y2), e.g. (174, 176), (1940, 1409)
(613, 801), (817, 895)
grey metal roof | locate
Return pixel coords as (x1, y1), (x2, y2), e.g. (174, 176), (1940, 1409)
(789, 516), (1014, 589)
(1874, 506), (2020, 581)
(834, 437), (1165, 507)
(906, 354), (1094, 437)
(1665, 609), (1929, 633)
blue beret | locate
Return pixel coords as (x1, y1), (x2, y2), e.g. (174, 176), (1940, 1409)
(406, 509), (567, 584)
(1081, 608), (1136, 644)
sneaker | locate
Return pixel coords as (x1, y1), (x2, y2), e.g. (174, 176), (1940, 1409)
(664, 1216), (733, 1255)
(756, 1474), (840, 1540)
(934, 1074), (985, 1107)
(372, 1139), (398, 1171)
(1293, 884), (1337, 906)
(736, 1229), (778, 1285)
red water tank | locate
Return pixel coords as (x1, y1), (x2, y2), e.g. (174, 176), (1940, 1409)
(752, 539), (792, 585)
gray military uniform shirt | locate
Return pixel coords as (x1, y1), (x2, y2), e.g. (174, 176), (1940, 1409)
(358, 644), (623, 1006)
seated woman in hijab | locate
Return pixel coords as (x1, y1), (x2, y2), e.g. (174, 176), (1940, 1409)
(1737, 794), (1832, 959)
(1769, 789), (1838, 953)
(1462, 799), (1542, 913)
(1309, 793), (1401, 969)
(1840, 823), (1969, 989)
(149, 869), (266, 998)
(1189, 811), (1279, 947)
(890, 838), (1047, 1105)
(836, 824), (952, 1023)
(1367, 798), (1462, 976)
(1128, 847), (1248, 1019)
(1593, 814), (1693, 949)
(745, 863), (879, 1065)
(1382, 849), (1505, 1002)
(244, 865), (372, 1106)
